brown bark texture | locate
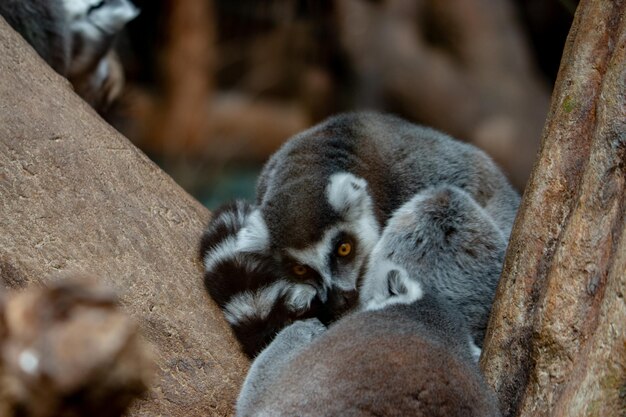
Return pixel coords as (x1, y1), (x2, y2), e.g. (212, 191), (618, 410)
(481, 1), (626, 417)
(0, 17), (248, 417)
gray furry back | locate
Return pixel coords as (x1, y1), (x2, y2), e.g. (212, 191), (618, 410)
(256, 111), (519, 248)
(360, 185), (509, 346)
(238, 293), (501, 417)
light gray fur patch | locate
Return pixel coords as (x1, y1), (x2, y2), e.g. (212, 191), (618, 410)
(284, 284), (318, 314)
(63, 0), (139, 34)
(237, 209), (270, 254)
(469, 338), (482, 363)
(223, 280), (291, 325)
(363, 264), (424, 311)
(203, 236), (238, 273)
(326, 172), (369, 220)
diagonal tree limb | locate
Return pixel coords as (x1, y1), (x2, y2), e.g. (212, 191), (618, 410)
(0, 17), (248, 417)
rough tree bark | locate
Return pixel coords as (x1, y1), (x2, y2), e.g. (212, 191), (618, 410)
(481, 1), (626, 417)
(0, 17), (248, 417)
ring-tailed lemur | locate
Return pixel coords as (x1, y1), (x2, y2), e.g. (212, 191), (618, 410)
(0, 0), (71, 74)
(236, 289), (501, 416)
(202, 112), (518, 355)
(63, 0), (139, 109)
(0, 0), (138, 109)
(200, 200), (356, 357)
(235, 111), (519, 324)
(360, 184), (508, 348)
(234, 179), (510, 415)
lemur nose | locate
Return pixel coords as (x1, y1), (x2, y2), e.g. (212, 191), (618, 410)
(328, 287), (359, 313)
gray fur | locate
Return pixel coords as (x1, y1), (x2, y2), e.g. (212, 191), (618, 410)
(0, 0), (137, 109)
(246, 112), (519, 311)
(63, 0), (139, 77)
(237, 293), (501, 417)
(236, 318), (327, 416)
(360, 185), (508, 347)
(0, 0), (71, 75)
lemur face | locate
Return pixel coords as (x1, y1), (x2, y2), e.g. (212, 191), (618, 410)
(238, 172), (379, 314)
(201, 201), (322, 357)
(202, 199), (360, 357)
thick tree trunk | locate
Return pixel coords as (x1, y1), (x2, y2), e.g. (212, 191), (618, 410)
(0, 17), (247, 417)
(481, 1), (626, 416)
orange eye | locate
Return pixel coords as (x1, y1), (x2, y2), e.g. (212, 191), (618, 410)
(337, 242), (352, 257)
(293, 264), (308, 276)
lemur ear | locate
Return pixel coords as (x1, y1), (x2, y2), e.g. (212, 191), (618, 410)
(386, 268), (423, 303)
(237, 209), (270, 254)
(326, 172), (371, 220)
(387, 270), (408, 296)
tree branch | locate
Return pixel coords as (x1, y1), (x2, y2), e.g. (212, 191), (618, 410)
(0, 17), (247, 417)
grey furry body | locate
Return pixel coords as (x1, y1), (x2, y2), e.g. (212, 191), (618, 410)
(241, 111), (519, 312)
(360, 184), (508, 346)
(206, 112), (519, 355)
(257, 112), (518, 246)
(237, 293), (501, 417)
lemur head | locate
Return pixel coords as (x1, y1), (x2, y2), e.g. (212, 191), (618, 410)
(201, 200), (355, 357)
(237, 172), (380, 315)
(359, 185), (507, 346)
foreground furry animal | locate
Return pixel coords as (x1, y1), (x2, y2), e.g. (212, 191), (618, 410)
(237, 291), (501, 417)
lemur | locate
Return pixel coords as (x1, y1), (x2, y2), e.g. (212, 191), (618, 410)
(360, 184), (508, 348)
(201, 112), (519, 355)
(200, 200), (356, 357)
(236, 293), (501, 416)
(0, 0), (138, 109)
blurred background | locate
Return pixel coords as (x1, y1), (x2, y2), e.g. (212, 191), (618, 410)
(105, 0), (578, 209)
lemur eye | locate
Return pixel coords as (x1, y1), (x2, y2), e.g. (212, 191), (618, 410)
(293, 264), (308, 276)
(337, 242), (352, 257)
